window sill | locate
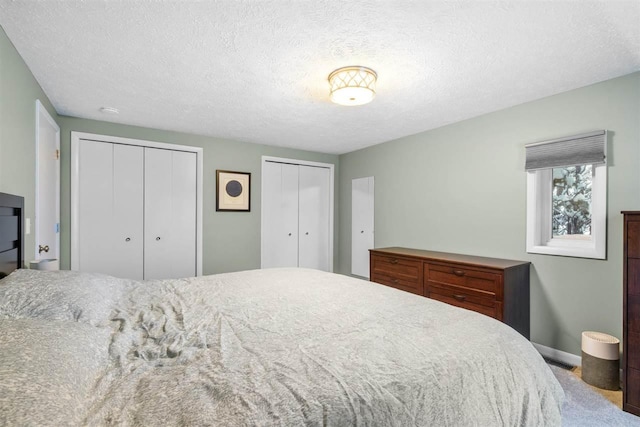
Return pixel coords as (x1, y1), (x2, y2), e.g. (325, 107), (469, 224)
(527, 244), (605, 260)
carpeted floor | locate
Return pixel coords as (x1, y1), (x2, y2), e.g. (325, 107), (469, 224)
(570, 366), (622, 409)
(550, 364), (640, 426)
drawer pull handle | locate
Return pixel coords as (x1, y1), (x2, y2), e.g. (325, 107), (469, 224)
(453, 294), (466, 302)
(389, 258), (398, 264)
(453, 270), (466, 276)
(392, 279), (398, 284)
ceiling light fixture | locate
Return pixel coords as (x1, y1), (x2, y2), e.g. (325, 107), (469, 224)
(328, 66), (377, 106)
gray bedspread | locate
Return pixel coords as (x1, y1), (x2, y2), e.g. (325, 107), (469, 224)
(0, 268), (564, 426)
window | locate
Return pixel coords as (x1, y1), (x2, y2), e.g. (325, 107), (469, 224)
(526, 131), (607, 259)
(552, 165), (592, 237)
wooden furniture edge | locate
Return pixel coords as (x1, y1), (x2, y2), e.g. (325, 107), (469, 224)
(369, 247), (530, 271)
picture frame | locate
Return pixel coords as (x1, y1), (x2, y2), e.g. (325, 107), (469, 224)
(216, 170), (251, 212)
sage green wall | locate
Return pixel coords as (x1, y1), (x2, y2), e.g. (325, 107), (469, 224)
(338, 72), (640, 356)
(5, 17), (639, 357)
(0, 26), (59, 263)
(57, 116), (339, 274)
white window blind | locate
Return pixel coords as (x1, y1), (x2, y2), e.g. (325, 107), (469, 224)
(525, 130), (606, 171)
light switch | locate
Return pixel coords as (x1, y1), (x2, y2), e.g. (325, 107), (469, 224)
(25, 218), (31, 235)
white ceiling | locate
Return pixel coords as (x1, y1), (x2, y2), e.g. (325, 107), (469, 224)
(1, 1), (639, 155)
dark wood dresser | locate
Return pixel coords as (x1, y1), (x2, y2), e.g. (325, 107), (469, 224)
(370, 247), (530, 339)
(623, 212), (640, 415)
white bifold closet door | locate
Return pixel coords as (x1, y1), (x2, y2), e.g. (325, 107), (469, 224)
(262, 161), (331, 271)
(113, 144), (145, 279)
(76, 141), (196, 280)
(77, 141), (144, 279)
(144, 148), (197, 280)
(298, 166), (331, 270)
(262, 162), (299, 268)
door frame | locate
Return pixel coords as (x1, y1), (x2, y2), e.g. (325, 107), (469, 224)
(70, 131), (204, 276)
(261, 156), (335, 271)
(35, 100), (60, 262)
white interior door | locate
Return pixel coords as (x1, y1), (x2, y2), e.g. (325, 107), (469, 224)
(351, 176), (374, 278)
(262, 161), (299, 268)
(112, 144), (144, 280)
(35, 100), (60, 265)
(77, 140), (115, 275)
(144, 148), (197, 279)
(298, 165), (330, 271)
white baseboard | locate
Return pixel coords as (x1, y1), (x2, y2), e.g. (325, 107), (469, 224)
(533, 342), (582, 367)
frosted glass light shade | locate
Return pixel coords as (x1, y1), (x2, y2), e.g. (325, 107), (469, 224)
(328, 66), (377, 106)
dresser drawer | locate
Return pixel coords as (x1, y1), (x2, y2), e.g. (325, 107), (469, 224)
(372, 254), (421, 277)
(629, 294), (640, 333)
(428, 281), (496, 306)
(428, 280), (498, 319)
(428, 287), (498, 319)
(425, 263), (501, 295)
(628, 332), (640, 370)
(372, 272), (422, 295)
(629, 259), (640, 295)
(371, 254), (422, 295)
(628, 220), (640, 259)
(628, 368), (640, 409)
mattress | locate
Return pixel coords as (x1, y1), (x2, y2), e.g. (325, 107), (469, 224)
(0, 267), (564, 426)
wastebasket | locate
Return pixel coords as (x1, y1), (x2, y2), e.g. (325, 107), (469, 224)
(29, 259), (59, 271)
(581, 331), (620, 390)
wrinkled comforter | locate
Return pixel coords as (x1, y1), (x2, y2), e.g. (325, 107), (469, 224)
(0, 268), (563, 426)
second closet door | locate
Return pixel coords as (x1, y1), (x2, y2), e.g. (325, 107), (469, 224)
(113, 144), (144, 279)
(262, 162), (299, 268)
(144, 148), (197, 280)
(298, 166), (330, 271)
(77, 141), (144, 279)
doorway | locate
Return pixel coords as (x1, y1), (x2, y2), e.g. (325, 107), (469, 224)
(34, 100), (60, 267)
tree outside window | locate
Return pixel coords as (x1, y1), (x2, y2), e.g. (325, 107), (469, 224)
(552, 165), (592, 237)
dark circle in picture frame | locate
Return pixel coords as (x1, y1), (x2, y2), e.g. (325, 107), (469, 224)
(226, 180), (243, 197)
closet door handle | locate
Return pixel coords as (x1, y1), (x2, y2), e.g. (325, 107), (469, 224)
(361, 230), (364, 233)
(288, 233), (292, 236)
(305, 232), (309, 235)
(156, 237), (161, 241)
(125, 237), (131, 242)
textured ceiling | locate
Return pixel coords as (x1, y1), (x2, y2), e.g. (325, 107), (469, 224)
(1, 1), (639, 155)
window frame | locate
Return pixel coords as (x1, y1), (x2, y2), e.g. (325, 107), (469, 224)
(526, 163), (606, 259)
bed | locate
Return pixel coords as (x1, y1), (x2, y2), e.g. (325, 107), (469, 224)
(0, 192), (564, 426)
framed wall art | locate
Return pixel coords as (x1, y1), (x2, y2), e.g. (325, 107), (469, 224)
(216, 170), (251, 212)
